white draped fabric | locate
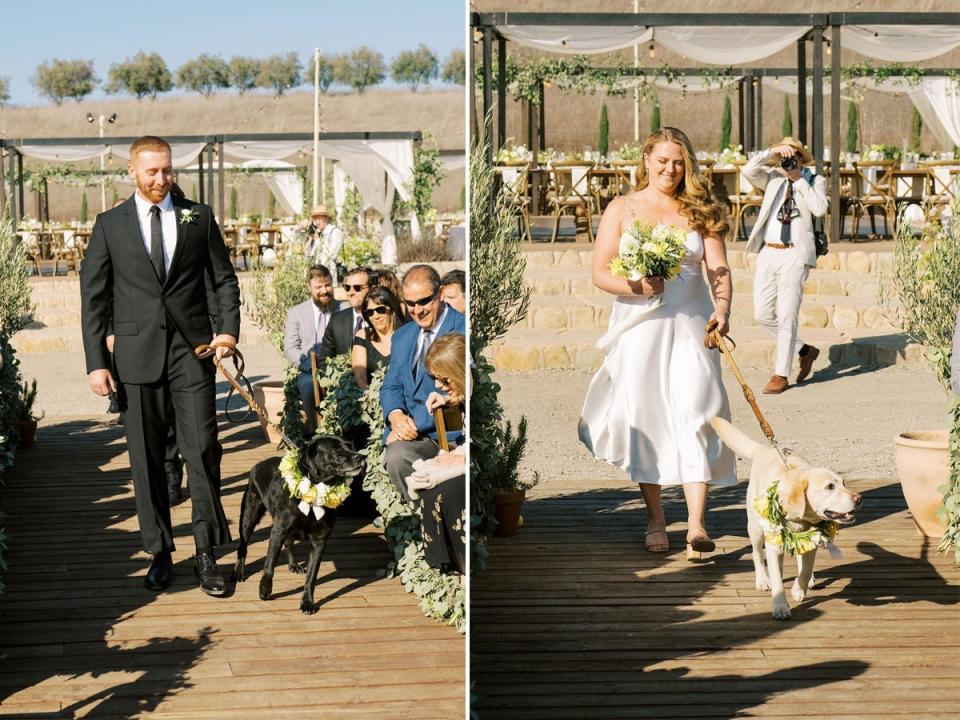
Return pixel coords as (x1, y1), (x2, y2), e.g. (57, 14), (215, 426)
(223, 141), (309, 162)
(239, 159), (303, 217)
(841, 25), (960, 62)
(653, 26), (809, 65)
(17, 145), (108, 162)
(111, 142), (208, 169)
(333, 162), (350, 221)
(496, 25), (652, 54)
(914, 78), (960, 148)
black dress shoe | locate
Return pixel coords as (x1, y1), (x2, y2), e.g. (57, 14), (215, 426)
(194, 552), (226, 596)
(145, 550), (173, 591)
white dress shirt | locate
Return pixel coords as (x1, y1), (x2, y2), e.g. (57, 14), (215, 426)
(133, 191), (177, 273)
(415, 306), (449, 363)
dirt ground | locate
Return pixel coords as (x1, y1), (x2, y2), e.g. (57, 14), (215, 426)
(495, 363), (948, 485)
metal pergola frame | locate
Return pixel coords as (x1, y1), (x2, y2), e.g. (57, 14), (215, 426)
(0, 131), (422, 233)
(470, 11), (960, 242)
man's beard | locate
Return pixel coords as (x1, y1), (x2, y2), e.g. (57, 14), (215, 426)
(136, 177), (169, 203)
(312, 296), (335, 312)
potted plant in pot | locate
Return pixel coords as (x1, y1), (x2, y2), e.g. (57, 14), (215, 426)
(882, 201), (960, 558)
(17, 378), (42, 449)
(487, 417), (540, 538)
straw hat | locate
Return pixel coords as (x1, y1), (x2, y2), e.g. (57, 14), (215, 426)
(309, 204), (332, 218)
(769, 137), (814, 166)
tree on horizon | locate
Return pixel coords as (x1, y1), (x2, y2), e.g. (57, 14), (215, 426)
(32, 59), (98, 105)
(105, 52), (173, 100)
(176, 54), (230, 98)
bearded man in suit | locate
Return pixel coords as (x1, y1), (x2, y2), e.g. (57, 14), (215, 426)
(81, 135), (240, 596)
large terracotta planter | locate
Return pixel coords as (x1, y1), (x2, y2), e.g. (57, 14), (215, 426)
(251, 380), (286, 445)
(18, 419), (37, 449)
(894, 430), (949, 538)
(493, 488), (526, 538)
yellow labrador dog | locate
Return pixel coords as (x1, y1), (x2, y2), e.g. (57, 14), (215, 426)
(710, 417), (861, 620)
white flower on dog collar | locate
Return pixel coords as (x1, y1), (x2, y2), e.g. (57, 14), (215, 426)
(179, 208), (198, 225)
(753, 481), (839, 556)
(279, 447), (351, 520)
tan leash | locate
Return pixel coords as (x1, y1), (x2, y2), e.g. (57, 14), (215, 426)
(194, 341), (295, 449)
(705, 320), (789, 467)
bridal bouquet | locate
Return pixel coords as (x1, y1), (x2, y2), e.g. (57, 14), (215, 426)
(609, 220), (688, 282)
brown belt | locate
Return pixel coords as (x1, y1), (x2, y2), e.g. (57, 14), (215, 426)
(765, 242), (793, 249)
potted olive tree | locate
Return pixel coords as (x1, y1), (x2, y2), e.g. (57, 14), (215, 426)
(17, 379), (42, 449)
(883, 204), (960, 559)
(487, 418), (540, 537)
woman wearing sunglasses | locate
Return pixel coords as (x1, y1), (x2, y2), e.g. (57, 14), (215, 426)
(352, 286), (404, 390)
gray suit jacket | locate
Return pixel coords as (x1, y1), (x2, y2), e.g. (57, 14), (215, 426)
(742, 149), (829, 268)
(283, 299), (344, 373)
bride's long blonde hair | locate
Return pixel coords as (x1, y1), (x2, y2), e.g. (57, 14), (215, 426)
(634, 127), (730, 240)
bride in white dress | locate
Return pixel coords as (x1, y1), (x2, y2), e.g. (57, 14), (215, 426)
(578, 127), (736, 559)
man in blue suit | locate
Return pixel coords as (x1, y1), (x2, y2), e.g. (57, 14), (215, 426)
(381, 264), (466, 503)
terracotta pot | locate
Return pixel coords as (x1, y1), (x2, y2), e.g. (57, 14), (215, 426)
(251, 380), (286, 445)
(493, 488), (526, 538)
(18, 419), (38, 449)
(894, 430), (949, 538)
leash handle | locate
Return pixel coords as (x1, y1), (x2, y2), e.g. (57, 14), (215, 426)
(194, 342), (294, 448)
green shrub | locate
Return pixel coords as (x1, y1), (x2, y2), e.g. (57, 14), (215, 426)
(598, 103), (609, 157)
(720, 94), (732, 151)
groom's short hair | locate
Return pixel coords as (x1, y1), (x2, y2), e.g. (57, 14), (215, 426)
(130, 135), (171, 158)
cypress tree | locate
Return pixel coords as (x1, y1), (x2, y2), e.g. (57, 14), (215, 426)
(80, 192), (88, 224)
(910, 107), (922, 154)
(110, 187), (118, 206)
(720, 94), (732, 150)
(846, 102), (859, 153)
(650, 98), (661, 133)
(230, 186), (238, 219)
(598, 103), (609, 157)
(267, 192), (276, 218)
(782, 96), (793, 138)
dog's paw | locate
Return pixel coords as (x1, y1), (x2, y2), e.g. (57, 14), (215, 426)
(771, 598), (792, 621)
(791, 581), (808, 604)
(755, 572), (770, 592)
(300, 598), (319, 615)
(808, 573), (818, 588)
(288, 562), (307, 575)
(258, 576), (273, 601)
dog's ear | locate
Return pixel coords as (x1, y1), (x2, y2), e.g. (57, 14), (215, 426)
(778, 470), (809, 519)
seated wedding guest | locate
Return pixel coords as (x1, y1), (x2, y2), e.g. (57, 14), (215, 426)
(352, 286), (404, 390)
(405, 332), (467, 575)
(440, 269), (466, 314)
(283, 265), (342, 432)
(371, 268), (406, 320)
(319, 266), (371, 367)
(381, 264), (466, 504)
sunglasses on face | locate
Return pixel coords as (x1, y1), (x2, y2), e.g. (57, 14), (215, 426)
(362, 305), (391, 318)
(403, 291), (437, 308)
(344, 284), (368, 292)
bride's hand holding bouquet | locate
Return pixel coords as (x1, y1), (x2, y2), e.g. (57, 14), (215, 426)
(609, 220), (688, 299)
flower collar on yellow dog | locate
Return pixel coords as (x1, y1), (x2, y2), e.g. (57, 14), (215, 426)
(753, 481), (840, 557)
(279, 447), (351, 520)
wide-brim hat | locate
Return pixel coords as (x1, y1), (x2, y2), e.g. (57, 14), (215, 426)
(309, 204), (332, 218)
(770, 137), (814, 166)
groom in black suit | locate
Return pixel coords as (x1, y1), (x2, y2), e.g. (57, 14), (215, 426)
(81, 135), (240, 596)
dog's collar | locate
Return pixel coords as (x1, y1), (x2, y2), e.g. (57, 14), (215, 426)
(753, 481), (839, 556)
(280, 447), (351, 520)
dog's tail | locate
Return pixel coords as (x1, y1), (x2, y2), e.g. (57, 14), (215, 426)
(710, 416), (763, 460)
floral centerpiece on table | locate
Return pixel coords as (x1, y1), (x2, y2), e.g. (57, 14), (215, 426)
(536, 147), (565, 165)
(495, 142), (532, 164)
(717, 144), (746, 167)
(609, 220), (689, 282)
(866, 143), (901, 161)
(613, 143), (643, 162)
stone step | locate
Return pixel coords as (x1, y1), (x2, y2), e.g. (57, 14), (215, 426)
(521, 294), (896, 332)
(487, 326), (925, 373)
(27, 307), (81, 329)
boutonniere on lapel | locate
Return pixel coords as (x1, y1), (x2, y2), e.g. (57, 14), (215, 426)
(179, 208), (198, 225)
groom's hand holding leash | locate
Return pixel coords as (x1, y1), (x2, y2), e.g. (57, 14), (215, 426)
(211, 334), (237, 360)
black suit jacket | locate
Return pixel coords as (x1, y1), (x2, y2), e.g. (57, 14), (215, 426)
(319, 307), (359, 366)
(80, 194), (240, 384)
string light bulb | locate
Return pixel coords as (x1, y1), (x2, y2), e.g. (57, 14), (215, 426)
(826, 40), (832, 56)
(648, 42), (655, 59)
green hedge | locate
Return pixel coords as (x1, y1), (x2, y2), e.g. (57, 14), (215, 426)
(278, 355), (465, 630)
(0, 340), (27, 597)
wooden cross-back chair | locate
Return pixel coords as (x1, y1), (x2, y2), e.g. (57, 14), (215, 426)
(852, 161), (896, 238)
(495, 163), (533, 244)
(546, 161), (597, 243)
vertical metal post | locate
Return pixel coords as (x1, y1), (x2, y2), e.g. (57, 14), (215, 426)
(737, 79), (745, 148)
(798, 38), (808, 145)
(469, 28), (478, 146)
(497, 34), (507, 151)
(0, 144), (7, 220)
(530, 95), (541, 214)
(217, 139), (225, 230)
(198, 148), (205, 204)
(7, 147), (17, 232)
(830, 23), (842, 241)
(812, 28), (824, 174)
(755, 76), (763, 149)
(539, 81), (545, 154)
(206, 144), (215, 212)
(482, 26), (493, 163)
(17, 152), (24, 226)
(744, 74), (755, 151)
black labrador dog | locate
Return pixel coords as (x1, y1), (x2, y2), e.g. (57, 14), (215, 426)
(234, 434), (365, 614)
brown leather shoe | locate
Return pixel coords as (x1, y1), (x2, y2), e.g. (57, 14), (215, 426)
(796, 344), (820, 384)
(763, 375), (789, 394)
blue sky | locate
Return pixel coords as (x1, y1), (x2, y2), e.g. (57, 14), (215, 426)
(1, 0), (465, 105)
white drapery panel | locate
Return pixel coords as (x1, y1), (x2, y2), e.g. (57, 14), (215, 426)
(332, 163), (353, 225)
(496, 25), (652, 54)
(653, 26), (809, 65)
(914, 78), (960, 148)
(364, 139), (420, 242)
(111, 142), (207, 169)
(17, 145), (108, 162)
(223, 141), (309, 162)
(239, 159), (303, 217)
(841, 25), (960, 62)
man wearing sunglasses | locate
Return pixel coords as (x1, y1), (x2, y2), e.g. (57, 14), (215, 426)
(381, 264), (466, 503)
(318, 266), (372, 370)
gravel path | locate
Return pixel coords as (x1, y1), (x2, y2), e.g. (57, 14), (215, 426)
(495, 363), (947, 484)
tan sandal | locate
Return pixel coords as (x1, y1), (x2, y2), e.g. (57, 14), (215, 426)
(685, 535), (716, 562)
(644, 529), (669, 553)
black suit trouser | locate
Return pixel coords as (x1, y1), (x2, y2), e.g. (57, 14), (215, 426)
(120, 330), (231, 554)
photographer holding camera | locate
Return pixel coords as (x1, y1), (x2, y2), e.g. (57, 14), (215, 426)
(304, 204), (345, 285)
(742, 136), (828, 394)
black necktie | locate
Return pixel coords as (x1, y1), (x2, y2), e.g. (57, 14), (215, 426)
(149, 205), (166, 283)
(778, 182), (794, 245)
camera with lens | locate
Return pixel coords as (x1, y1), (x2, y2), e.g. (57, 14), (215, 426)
(307, 221), (318, 236)
(780, 155), (799, 171)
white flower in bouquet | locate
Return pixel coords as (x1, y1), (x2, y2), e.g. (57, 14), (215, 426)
(609, 220), (688, 282)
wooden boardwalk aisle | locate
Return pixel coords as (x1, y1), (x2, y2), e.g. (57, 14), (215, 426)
(0, 414), (464, 719)
(472, 476), (959, 719)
